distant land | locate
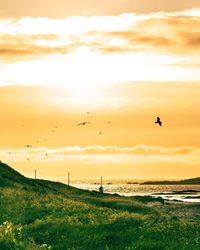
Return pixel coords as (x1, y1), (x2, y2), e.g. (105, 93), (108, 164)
(141, 177), (200, 185)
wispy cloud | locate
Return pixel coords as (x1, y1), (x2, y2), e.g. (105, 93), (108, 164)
(1, 144), (200, 156)
(0, 9), (200, 61)
(0, 33), (74, 62)
(1, 145), (200, 165)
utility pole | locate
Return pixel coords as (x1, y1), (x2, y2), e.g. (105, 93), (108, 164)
(35, 170), (37, 179)
(68, 172), (70, 185)
(99, 176), (104, 193)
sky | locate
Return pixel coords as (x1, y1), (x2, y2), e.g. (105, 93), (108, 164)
(0, 1), (200, 181)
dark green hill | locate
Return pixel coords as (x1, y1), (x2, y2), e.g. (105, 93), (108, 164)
(0, 161), (79, 193)
(141, 177), (200, 185)
(0, 161), (29, 187)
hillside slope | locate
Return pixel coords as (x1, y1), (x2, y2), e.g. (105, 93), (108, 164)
(0, 161), (29, 187)
(0, 161), (157, 213)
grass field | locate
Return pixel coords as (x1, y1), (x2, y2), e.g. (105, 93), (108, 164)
(0, 162), (200, 250)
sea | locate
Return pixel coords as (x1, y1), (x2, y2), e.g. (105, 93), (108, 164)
(68, 180), (200, 203)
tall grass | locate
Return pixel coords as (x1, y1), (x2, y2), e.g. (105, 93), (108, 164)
(0, 187), (199, 250)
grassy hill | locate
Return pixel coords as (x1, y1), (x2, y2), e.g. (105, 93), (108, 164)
(0, 161), (200, 250)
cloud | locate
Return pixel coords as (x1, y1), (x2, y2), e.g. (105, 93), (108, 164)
(0, 9), (200, 62)
(84, 15), (200, 55)
(1, 144), (200, 156)
(1, 145), (200, 165)
(0, 34), (75, 62)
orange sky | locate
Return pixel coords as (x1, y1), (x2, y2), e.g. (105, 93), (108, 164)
(0, 3), (200, 180)
(1, 0), (200, 17)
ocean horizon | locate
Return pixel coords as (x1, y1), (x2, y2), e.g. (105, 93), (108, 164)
(48, 178), (200, 203)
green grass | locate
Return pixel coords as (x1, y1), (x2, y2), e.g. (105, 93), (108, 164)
(0, 162), (200, 249)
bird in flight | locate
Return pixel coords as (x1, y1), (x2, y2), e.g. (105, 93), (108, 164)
(25, 145), (32, 148)
(99, 132), (102, 135)
(77, 122), (91, 126)
(155, 117), (162, 126)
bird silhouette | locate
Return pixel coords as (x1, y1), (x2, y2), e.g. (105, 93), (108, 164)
(25, 145), (32, 148)
(77, 122), (91, 126)
(155, 117), (162, 126)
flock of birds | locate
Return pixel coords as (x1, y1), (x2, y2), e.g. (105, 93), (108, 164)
(77, 116), (162, 126)
(18, 114), (162, 161)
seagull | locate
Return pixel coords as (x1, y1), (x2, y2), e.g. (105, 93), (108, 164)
(99, 132), (102, 135)
(77, 122), (91, 126)
(155, 117), (162, 126)
(107, 121), (111, 124)
(25, 145), (32, 148)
